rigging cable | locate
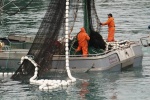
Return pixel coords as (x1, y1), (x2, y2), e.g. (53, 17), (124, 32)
(2, 0), (34, 16)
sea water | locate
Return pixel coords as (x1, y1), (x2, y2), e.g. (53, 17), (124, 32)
(0, 0), (150, 100)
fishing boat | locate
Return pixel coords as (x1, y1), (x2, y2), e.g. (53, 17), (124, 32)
(140, 25), (150, 47)
(0, 0), (143, 75)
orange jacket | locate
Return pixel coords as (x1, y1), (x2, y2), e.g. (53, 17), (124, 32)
(76, 28), (90, 56)
(102, 17), (115, 42)
(102, 17), (115, 28)
(77, 27), (90, 46)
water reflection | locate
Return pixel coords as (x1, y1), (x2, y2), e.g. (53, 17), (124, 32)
(79, 81), (89, 99)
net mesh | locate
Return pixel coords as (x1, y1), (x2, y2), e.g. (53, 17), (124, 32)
(11, 0), (106, 79)
(11, 0), (66, 79)
(87, 0), (106, 50)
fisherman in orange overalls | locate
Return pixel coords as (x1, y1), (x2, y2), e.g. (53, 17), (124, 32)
(75, 27), (90, 57)
(100, 13), (115, 42)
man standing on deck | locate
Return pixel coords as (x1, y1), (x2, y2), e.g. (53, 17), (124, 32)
(75, 27), (90, 57)
(100, 13), (115, 42)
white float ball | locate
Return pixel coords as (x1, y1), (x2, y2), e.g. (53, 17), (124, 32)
(39, 86), (43, 90)
(0, 73), (3, 76)
(34, 71), (38, 75)
(71, 79), (76, 82)
(48, 86), (53, 90)
(4, 72), (7, 75)
(43, 87), (48, 90)
(35, 67), (38, 71)
(67, 80), (72, 84)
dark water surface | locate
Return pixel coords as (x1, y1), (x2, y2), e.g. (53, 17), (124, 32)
(0, 0), (150, 100)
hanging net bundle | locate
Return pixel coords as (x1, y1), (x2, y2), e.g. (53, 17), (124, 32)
(87, 0), (106, 50)
(11, 0), (106, 80)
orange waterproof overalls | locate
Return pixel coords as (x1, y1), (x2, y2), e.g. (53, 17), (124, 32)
(102, 17), (115, 42)
(76, 27), (90, 56)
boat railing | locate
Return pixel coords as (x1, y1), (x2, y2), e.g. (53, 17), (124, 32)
(2, 45), (11, 51)
(1, 38), (32, 50)
(1, 37), (29, 53)
(1, 48), (29, 53)
(55, 46), (131, 58)
(54, 40), (136, 58)
(140, 36), (150, 47)
(0, 38), (136, 57)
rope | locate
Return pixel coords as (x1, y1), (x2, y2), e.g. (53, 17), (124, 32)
(68, 0), (80, 37)
(19, 55), (76, 90)
(1, 0), (34, 16)
(92, 0), (102, 32)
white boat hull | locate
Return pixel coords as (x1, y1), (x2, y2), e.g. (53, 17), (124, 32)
(52, 43), (143, 72)
(0, 43), (143, 72)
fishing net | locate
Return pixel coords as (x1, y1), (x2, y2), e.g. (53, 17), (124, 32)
(11, 0), (106, 79)
(87, 0), (106, 50)
(11, 0), (66, 79)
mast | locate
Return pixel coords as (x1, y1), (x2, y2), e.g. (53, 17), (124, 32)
(83, 0), (90, 35)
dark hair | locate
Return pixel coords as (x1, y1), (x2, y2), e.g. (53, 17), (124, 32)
(108, 13), (113, 17)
